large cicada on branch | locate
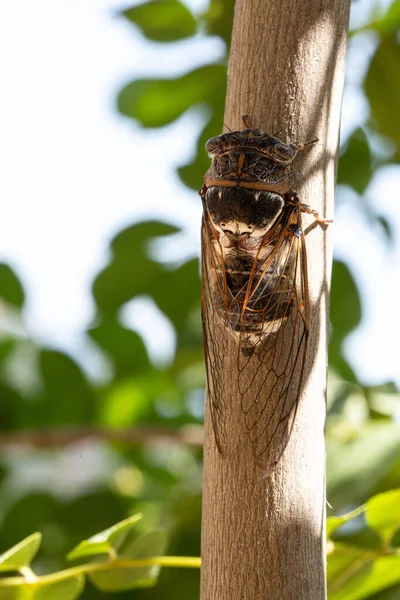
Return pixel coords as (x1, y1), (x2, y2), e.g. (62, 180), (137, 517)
(200, 117), (331, 474)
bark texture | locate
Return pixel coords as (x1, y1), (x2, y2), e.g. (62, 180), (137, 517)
(201, 1), (351, 599)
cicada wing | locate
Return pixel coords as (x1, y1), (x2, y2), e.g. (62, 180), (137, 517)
(201, 213), (238, 454)
(237, 212), (309, 473)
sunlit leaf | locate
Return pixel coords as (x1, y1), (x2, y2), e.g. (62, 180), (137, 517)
(122, 0), (197, 42)
(36, 577), (85, 600)
(327, 543), (373, 595)
(327, 505), (365, 539)
(100, 370), (178, 427)
(89, 530), (168, 591)
(0, 586), (22, 600)
(367, 383), (400, 417)
(68, 514), (142, 560)
(0, 534), (41, 572)
(0, 264), (25, 309)
(329, 554), (400, 600)
(327, 422), (400, 508)
(0, 577), (84, 600)
(366, 489), (400, 545)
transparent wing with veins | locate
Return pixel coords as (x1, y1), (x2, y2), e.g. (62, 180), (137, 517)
(201, 206), (309, 472)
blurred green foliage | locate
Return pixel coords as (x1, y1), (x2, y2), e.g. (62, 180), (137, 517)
(0, 514), (198, 599)
(0, 0), (400, 598)
(327, 490), (400, 600)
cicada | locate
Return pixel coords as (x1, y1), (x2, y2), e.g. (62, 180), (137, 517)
(200, 117), (331, 473)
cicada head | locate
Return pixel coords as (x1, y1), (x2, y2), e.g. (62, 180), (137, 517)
(205, 129), (299, 165)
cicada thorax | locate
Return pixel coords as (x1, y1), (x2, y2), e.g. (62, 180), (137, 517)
(203, 143), (298, 353)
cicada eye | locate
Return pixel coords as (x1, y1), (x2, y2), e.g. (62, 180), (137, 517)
(205, 137), (220, 154)
(274, 143), (295, 160)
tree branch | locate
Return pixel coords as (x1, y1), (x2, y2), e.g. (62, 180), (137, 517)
(0, 425), (203, 450)
(201, 1), (350, 598)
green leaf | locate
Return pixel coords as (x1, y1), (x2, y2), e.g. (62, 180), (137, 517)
(117, 64), (226, 127)
(149, 258), (201, 332)
(0, 264), (25, 308)
(327, 543), (373, 596)
(92, 221), (179, 315)
(370, 0), (400, 35)
(0, 577), (84, 600)
(178, 106), (225, 190)
(0, 588), (19, 600)
(200, 0), (235, 45)
(35, 577), (85, 600)
(100, 373), (172, 427)
(121, 529), (168, 579)
(0, 381), (26, 432)
(327, 505), (365, 539)
(93, 258), (163, 316)
(88, 320), (150, 378)
(0, 587), (26, 600)
(0, 495), (60, 553)
(337, 128), (372, 194)
(329, 554), (400, 600)
(367, 585), (400, 600)
(89, 530), (168, 592)
(0, 339), (15, 363)
(367, 383), (400, 417)
(36, 351), (95, 425)
(122, 0), (197, 42)
(0, 534), (41, 572)
(329, 260), (361, 381)
(111, 221), (180, 255)
(330, 260), (361, 342)
(327, 346), (358, 384)
(327, 422), (400, 508)
(366, 489), (400, 545)
(365, 34), (400, 161)
(68, 514), (142, 561)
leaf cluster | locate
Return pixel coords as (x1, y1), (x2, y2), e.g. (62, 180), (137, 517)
(0, 514), (199, 599)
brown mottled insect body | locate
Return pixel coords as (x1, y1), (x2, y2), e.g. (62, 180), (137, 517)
(200, 122), (330, 472)
(204, 187), (285, 239)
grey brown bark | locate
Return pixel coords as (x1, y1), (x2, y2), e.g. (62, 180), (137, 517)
(201, 1), (351, 599)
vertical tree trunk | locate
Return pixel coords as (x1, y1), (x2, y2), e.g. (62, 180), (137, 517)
(201, 1), (350, 599)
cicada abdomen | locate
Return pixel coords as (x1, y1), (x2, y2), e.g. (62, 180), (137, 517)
(200, 120), (331, 472)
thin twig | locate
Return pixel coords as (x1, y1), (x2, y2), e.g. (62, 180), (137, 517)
(0, 425), (203, 450)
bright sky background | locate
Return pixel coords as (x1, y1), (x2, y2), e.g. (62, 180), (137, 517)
(0, 0), (399, 387)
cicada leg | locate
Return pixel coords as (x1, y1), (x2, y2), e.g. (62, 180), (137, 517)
(298, 203), (333, 225)
(287, 191), (333, 225)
